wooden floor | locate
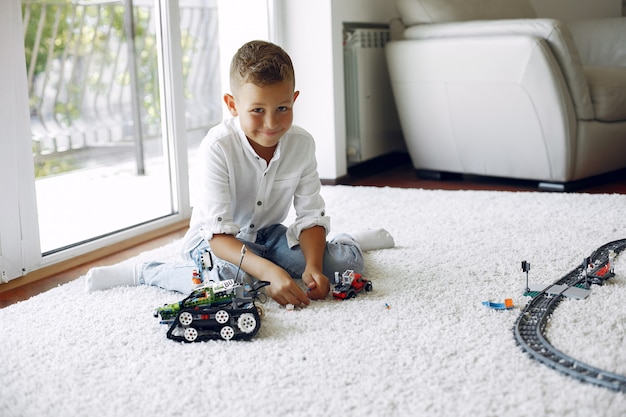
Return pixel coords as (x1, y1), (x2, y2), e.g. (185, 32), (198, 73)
(339, 153), (626, 194)
(2, 153), (625, 308)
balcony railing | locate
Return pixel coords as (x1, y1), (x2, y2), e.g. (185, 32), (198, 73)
(22, 0), (221, 175)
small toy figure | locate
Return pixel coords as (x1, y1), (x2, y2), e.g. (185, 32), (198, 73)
(609, 249), (616, 274)
(191, 269), (202, 286)
(332, 269), (372, 300)
(482, 299), (514, 310)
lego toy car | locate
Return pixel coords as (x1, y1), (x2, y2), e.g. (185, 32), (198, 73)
(332, 269), (372, 300)
(154, 279), (239, 322)
(155, 279), (269, 342)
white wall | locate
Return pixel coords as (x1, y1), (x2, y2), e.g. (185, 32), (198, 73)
(529, 0), (622, 20)
(216, 0), (270, 109)
(274, 0), (399, 180)
(204, 0), (626, 180)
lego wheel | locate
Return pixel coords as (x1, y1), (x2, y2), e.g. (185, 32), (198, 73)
(255, 304), (265, 319)
(179, 311), (193, 326)
(215, 310), (229, 324)
(237, 313), (257, 334)
(220, 326), (235, 340)
(183, 327), (198, 342)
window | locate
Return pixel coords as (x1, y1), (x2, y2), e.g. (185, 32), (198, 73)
(0, 0), (221, 282)
(23, 0), (220, 254)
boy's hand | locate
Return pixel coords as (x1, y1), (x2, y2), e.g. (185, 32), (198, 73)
(262, 265), (311, 308)
(298, 226), (329, 300)
(210, 234), (310, 308)
(302, 267), (330, 300)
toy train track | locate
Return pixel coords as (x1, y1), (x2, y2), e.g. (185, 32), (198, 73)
(512, 239), (626, 392)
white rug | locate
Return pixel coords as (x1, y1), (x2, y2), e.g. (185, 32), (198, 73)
(2, 185), (626, 417)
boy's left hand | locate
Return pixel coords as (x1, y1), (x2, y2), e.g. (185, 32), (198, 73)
(301, 268), (330, 300)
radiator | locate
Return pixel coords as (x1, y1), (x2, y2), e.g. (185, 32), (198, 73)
(343, 24), (404, 165)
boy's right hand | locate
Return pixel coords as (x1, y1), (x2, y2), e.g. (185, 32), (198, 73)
(208, 234), (310, 308)
(261, 265), (311, 308)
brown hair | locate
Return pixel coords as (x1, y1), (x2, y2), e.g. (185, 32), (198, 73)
(229, 40), (295, 93)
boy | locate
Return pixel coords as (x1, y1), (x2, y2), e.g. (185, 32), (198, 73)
(86, 40), (393, 307)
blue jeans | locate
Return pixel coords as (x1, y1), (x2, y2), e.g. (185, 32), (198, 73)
(138, 224), (364, 294)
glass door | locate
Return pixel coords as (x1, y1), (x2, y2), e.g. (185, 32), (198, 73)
(24, 0), (174, 254)
(21, 0), (221, 255)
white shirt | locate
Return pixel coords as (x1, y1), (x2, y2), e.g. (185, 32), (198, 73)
(181, 117), (330, 256)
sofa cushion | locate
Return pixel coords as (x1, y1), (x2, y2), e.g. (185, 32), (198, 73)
(396, 0), (536, 26)
(568, 18), (626, 67)
(585, 67), (626, 122)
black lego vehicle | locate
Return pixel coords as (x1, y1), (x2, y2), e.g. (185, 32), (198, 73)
(155, 279), (270, 342)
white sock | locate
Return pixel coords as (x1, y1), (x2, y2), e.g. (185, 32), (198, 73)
(350, 228), (395, 252)
(85, 263), (138, 292)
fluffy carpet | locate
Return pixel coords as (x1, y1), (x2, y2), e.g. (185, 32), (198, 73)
(2, 185), (626, 417)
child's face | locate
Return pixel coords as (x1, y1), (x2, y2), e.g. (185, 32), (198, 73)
(224, 80), (299, 149)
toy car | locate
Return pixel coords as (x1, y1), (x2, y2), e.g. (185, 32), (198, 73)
(332, 269), (372, 299)
(155, 279), (269, 342)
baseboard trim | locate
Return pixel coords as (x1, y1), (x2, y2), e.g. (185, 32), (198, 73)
(321, 152), (411, 185)
(0, 219), (189, 294)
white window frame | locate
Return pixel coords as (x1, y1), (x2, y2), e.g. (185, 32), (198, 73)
(0, 0), (191, 282)
(0, 0), (40, 282)
(155, 0), (191, 220)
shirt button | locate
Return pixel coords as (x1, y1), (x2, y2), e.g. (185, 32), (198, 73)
(321, 211), (325, 216)
(250, 224), (255, 229)
(257, 201), (262, 206)
(217, 217), (223, 222)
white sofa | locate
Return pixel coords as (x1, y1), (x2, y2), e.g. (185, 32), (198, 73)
(386, 0), (626, 190)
